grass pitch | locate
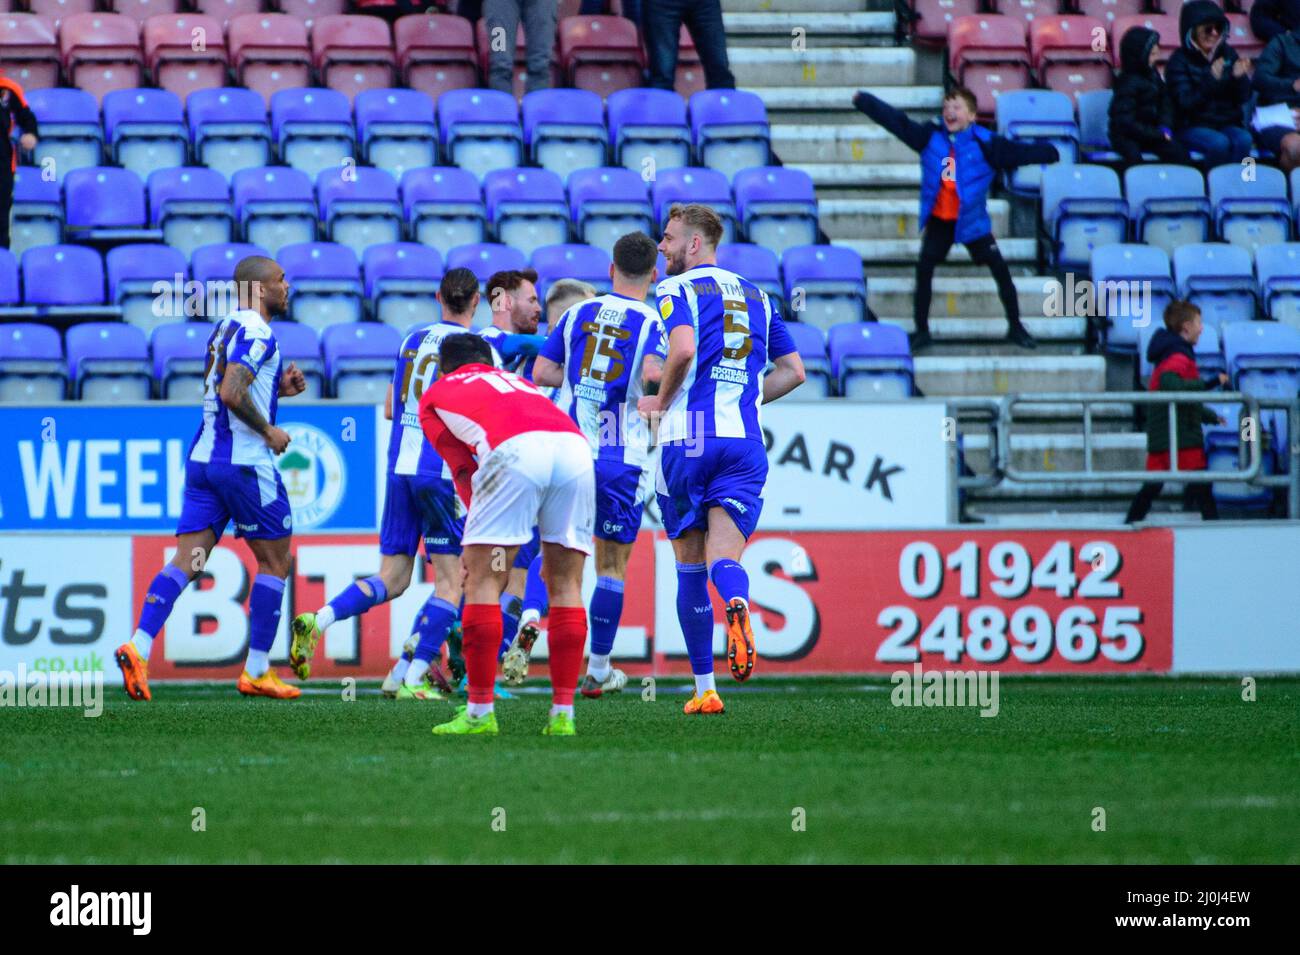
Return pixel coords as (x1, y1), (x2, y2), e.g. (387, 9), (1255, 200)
(2, 677), (1297, 864)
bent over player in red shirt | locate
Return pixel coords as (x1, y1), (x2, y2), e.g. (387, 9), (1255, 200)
(419, 333), (595, 736)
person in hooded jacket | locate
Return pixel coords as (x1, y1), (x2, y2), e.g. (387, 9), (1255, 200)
(1251, 0), (1300, 43)
(1124, 301), (1227, 524)
(0, 69), (38, 250)
(1109, 26), (1193, 167)
(1252, 20), (1300, 170)
(1166, 0), (1254, 167)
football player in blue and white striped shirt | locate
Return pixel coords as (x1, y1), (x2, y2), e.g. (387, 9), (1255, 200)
(640, 204), (806, 715)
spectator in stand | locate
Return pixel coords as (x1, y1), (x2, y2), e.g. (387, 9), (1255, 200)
(1166, 1), (1254, 168)
(1124, 301), (1226, 524)
(482, 0), (558, 95)
(1109, 26), (1193, 167)
(1252, 21), (1300, 170)
(0, 69), (38, 251)
(1250, 0), (1300, 43)
(643, 0), (734, 91)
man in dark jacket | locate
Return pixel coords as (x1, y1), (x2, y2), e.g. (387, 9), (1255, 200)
(1251, 0), (1300, 43)
(1109, 26), (1193, 167)
(852, 86), (1058, 351)
(1252, 22), (1300, 170)
(1166, 0), (1254, 167)
(1124, 301), (1226, 523)
(0, 70), (39, 251)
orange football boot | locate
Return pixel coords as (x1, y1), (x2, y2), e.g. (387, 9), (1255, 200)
(237, 669), (301, 699)
(725, 599), (755, 682)
(683, 689), (725, 715)
(115, 642), (151, 701)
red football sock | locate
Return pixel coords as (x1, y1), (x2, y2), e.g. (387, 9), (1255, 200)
(462, 603), (501, 705)
(546, 605), (586, 706)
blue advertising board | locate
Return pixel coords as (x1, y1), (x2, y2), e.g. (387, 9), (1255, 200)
(0, 403), (379, 533)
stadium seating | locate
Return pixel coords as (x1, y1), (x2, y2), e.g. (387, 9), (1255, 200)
(64, 167), (156, 242)
(66, 321), (152, 400)
(607, 88), (692, 174)
(400, 166), (487, 255)
(559, 15), (645, 100)
(311, 14), (397, 103)
(194, 0), (262, 25)
(1225, 12), (1264, 58)
(1041, 163), (1128, 270)
(567, 167), (654, 257)
(1090, 243), (1176, 353)
(1256, 243), (1300, 330)
(21, 245), (107, 313)
(997, 0), (1059, 29)
(188, 87), (272, 182)
(995, 89), (1077, 197)
(483, 167), (571, 259)
(279, 0), (349, 27)
(947, 15), (1030, 119)
(110, 0), (183, 21)
(1172, 243), (1257, 333)
(674, 24), (706, 99)
(141, 13), (228, 102)
(227, 14), (312, 104)
(521, 88), (607, 185)
(191, 241), (266, 317)
(25, 87), (104, 184)
(269, 320), (325, 398)
(0, 323), (66, 402)
(9, 168), (65, 261)
(1072, 0), (1143, 29)
(0, 251), (19, 314)
(270, 87), (355, 181)
(103, 88), (188, 181)
(107, 242), (187, 334)
(1208, 164), (1291, 253)
(322, 322), (400, 401)
(1076, 88), (1121, 164)
(438, 88), (523, 181)
(393, 13), (478, 101)
(531, 243), (612, 304)
(827, 322), (914, 399)
(1029, 15), (1111, 101)
(355, 89), (438, 180)
(689, 89), (770, 182)
(0, 13), (61, 91)
(232, 166), (318, 256)
(733, 167), (820, 258)
(717, 243), (782, 301)
(316, 166), (404, 259)
(474, 19), (561, 101)
(1123, 164), (1211, 259)
(1223, 320), (1300, 473)
(784, 321), (832, 398)
(782, 244), (868, 332)
(279, 241), (365, 331)
(147, 166), (235, 261)
(1110, 14), (1179, 69)
(446, 242), (528, 283)
(151, 321), (209, 399)
(651, 167), (736, 244)
(362, 242), (444, 332)
(60, 13), (145, 104)
(906, 0), (981, 47)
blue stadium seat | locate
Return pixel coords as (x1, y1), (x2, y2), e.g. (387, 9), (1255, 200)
(784, 321), (832, 398)
(607, 88), (692, 175)
(1124, 164), (1211, 259)
(0, 323), (66, 403)
(279, 241), (365, 331)
(232, 166), (318, 256)
(20, 245), (107, 312)
(689, 89), (770, 181)
(400, 167), (486, 256)
(66, 321), (152, 400)
(103, 88), (188, 182)
(733, 166), (819, 257)
(1255, 242), (1300, 331)
(652, 167), (736, 244)
(25, 87), (103, 183)
(269, 320), (325, 399)
(566, 167), (654, 258)
(716, 243), (782, 301)
(355, 88), (438, 180)
(446, 242), (528, 327)
(1090, 244), (1175, 354)
(1172, 243), (1256, 334)
(362, 242), (444, 333)
(1076, 89), (1121, 164)
(270, 87), (355, 181)
(187, 88), (271, 181)
(521, 89), (607, 184)
(482, 168), (570, 259)
(1195, 324), (1228, 382)
(191, 242), (270, 319)
(1209, 163), (1290, 253)
(1223, 320), (1300, 473)
(1041, 163), (1128, 270)
(827, 322), (913, 399)
(995, 89), (1076, 197)
(0, 250), (20, 316)
(437, 88), (523, 182)
(531, 243), (613, 304)
(782, 244), (867, 332)
(322, 322), (401, 401)
(151, 322), (210, 401)
(107, 243), (188, 335)
(316, 166), (403, 259)
(147, 166), (234, 262)
(9, 167), (64, 259)
(64, 167), (157, 243)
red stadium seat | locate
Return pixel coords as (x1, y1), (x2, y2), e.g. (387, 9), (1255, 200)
(1110, 14), (1179, 69)
(194, 0), (263, 30)
(280, 0), (349, 30)
(1030, 15), (1113, 102)
(948, 15), (1030, 119)
(394, 13), (479, 100)
(908, 0), (981, 47)
(1070, 0), (1144, 33)
(29, 0), (96, 17)
(559, 15), (644, 100)
(109, 0), (183, 23)
(0, 13), (60, 90)
(676, 25), (705, 99)
(1225, 13), (1264, 59)
(312, 15), (397, 103)
(993, 0), (1059, 28)
(227, 13), (311, 104)
(60, 13), (145, 105)
(143, 14), (228, 101)
(474, 19), (561, 100)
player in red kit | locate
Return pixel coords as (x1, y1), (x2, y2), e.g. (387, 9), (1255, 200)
(418, 333), (595, 736)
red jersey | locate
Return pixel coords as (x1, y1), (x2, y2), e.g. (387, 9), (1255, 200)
(418, 362), (582, 506)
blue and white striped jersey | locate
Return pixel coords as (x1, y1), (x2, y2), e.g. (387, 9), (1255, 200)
(478, 324), (535, 378)
(539, 292), (667, 469)
(189, 309), (281, 467)
(389, 321), (479, 477)
(654, 265), (796, 443)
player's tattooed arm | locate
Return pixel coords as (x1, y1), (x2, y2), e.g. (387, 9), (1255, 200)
(220, 364), (291, 453)
(641, 354), (664, 396)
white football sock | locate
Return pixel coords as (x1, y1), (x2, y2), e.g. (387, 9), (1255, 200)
(467, 701), (494, 718)
(518, 607), (540, 633)
(404, 658), (430, 687)
(587, 653), (611, 681)
(550, 704), (574, 718)
(693, 672), (716, 697)
(315, 606), (336, 632)
(246, 649), (270, 678)
(131, 630), (153, 661)
(389, 657), (411, 685)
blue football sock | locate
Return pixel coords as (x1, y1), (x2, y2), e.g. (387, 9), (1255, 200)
(327, 575), (388, 624)
(521, 554), (549, 618)
(676, 562), (714, 675)
(245, 574), (286, 676)
(589, 576), (624, 658)
(708, 558), (749, 606)
(412, 596), (459, 663)
(500, 593), (522, 660)
(136, 564), (189, 639)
